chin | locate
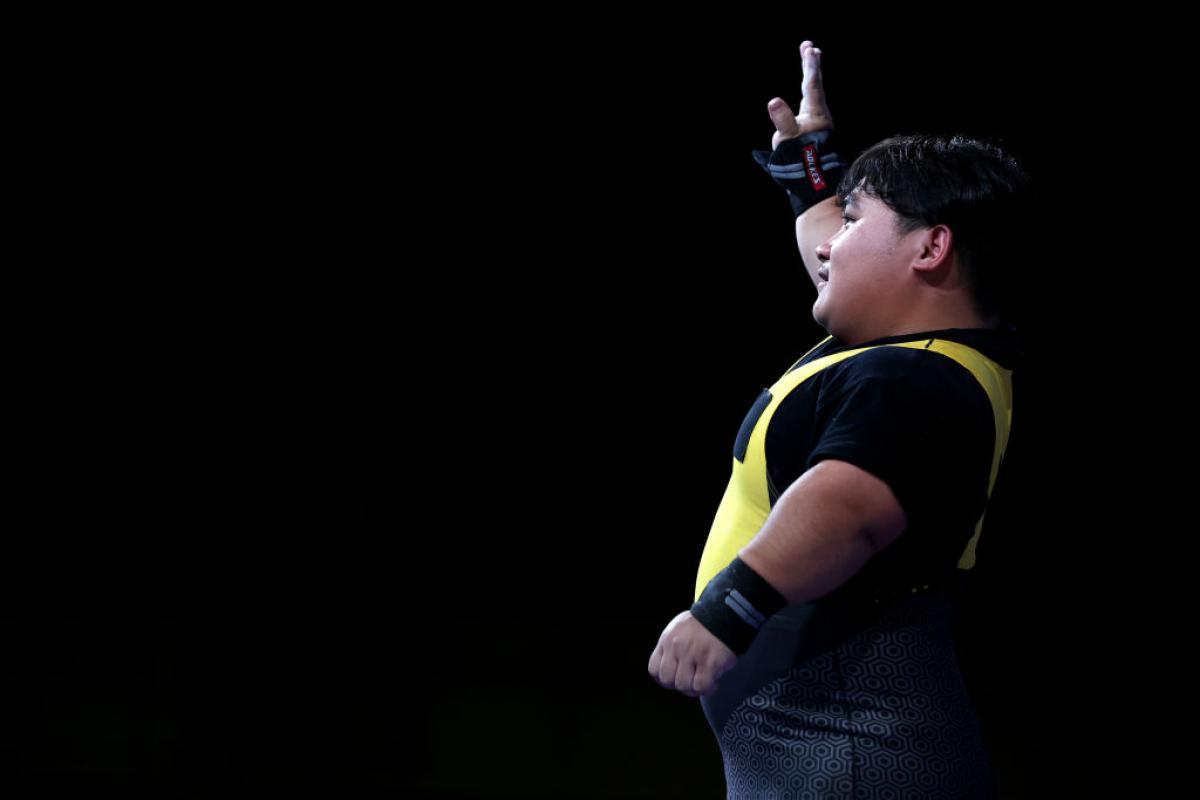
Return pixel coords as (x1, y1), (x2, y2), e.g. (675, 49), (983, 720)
(812, 309), (839, 339)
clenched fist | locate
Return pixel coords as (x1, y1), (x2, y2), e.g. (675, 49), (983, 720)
(647, 610), (738, 698)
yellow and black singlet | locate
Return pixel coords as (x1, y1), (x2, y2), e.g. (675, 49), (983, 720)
(694, 326), (1021, 706)
(695, 326), (1020, 605)
(694, 327), (1022, 795)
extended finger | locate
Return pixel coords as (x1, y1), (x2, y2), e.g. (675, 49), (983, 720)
(800, 42), (827, 103)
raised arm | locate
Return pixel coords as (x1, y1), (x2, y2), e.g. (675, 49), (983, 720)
(752, 42), (847, 291)
(796, 195), (842, 290)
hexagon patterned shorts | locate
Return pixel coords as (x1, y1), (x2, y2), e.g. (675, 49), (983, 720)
(704, 589), (996, 799)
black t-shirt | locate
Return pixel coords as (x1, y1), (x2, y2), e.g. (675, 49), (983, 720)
(764, 326), (1024, 594)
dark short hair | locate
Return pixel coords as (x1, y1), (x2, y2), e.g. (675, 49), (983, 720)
(837, 133), (1036, 330)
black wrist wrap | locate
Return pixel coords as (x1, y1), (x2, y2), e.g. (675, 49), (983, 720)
(689, 556), (789, 656)
(751, 129), (848, 218)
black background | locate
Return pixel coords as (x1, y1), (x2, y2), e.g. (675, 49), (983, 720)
(6, 13), (1181, 798)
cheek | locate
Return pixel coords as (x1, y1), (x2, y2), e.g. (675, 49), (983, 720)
(831, 230), (856, 257)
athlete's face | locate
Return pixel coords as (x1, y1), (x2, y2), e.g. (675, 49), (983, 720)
(812, 189), (924, 344)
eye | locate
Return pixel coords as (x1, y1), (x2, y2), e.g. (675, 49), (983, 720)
(841, 214), (855, 225)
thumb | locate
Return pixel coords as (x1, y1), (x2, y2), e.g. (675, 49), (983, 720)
(767, 97), (799, 137)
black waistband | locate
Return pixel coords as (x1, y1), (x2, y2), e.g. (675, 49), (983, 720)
(866, 569), (968, 609)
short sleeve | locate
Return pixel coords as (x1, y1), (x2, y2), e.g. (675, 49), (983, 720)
(804, 350), (994, 531)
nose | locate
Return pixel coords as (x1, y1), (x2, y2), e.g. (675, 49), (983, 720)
(815, 239), (831, 264)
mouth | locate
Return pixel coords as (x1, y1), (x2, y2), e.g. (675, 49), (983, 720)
(817, 265), (829, 282)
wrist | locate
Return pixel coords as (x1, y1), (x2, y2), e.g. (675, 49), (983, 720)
(751, 129), (848, 219)
(689, 555), (789, 655)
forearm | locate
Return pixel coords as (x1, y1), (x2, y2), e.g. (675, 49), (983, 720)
(796, 195), (842, 290)
(751, 132), (848, 290)
(737, 464), (879, 606)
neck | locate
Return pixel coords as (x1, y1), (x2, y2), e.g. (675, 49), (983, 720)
(837, 298), (998, 346)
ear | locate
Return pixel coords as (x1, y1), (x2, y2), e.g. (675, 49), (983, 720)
(912, 223), (954, 275)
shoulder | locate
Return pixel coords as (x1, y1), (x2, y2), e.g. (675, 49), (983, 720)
(819, 345), (991, 421)
(823, 343), (977, 390)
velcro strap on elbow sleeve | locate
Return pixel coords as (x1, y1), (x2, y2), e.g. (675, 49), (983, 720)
(751, 129), (848, 219)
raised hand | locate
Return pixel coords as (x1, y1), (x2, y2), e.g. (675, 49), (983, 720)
(768, 40), (834, 151)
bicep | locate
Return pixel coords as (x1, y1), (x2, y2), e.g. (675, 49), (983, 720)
(801, 458), (908, 553)
(737, 457), (907, 605)
(795, 194), (842, 290)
